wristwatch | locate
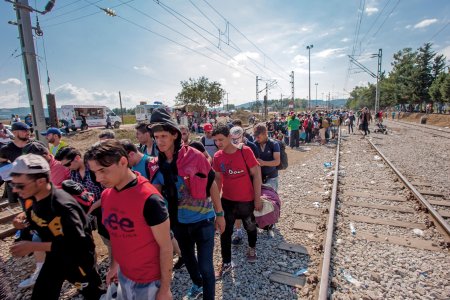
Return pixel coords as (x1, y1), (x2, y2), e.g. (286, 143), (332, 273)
(215, 211), (224, 217)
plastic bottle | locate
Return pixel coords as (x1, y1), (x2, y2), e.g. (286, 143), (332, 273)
(349, 223), (356, 235)
(343, 270), (362, 287)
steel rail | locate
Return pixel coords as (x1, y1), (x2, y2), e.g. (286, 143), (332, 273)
(386, 120), (450, 139)
(318, 127), (341, 300)
(368, 139), (450, 236)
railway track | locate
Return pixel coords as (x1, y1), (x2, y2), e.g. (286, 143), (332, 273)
(385, 119), (450, 139)
(0, 201), (21, 239)
(314, 129), (450, 299)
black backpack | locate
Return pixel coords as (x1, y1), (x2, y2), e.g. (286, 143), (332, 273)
(269, 139), (288, 170)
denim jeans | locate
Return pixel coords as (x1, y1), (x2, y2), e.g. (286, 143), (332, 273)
(117, 270), (160, 300)
(264, 177), (279, 192)
(173, 218), (215, 300)
(221, 199), (257, 264)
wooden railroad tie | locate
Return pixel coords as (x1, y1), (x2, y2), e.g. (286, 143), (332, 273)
(355, 231), (443, 252)
(342, 201), (415, 213)
(343, 191), (406, 202)
(347, 215), (427, 229)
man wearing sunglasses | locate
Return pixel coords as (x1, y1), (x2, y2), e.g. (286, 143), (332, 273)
(9, 154), (104, 300)
(0, 122), (31, 204)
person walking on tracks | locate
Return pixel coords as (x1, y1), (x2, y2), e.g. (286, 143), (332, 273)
(212, 123), (262, 278)
(85, 140), (173, 300)
(148, 108), (225, 300)
(9, 154), (104, 300)
(361, 107), (372, 136)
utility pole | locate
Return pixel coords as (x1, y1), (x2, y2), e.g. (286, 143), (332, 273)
(348, 49), (382, 114)
(306, 45), (313, 112)
(290, 71), (294, 103)
(226, 92), (229, 112)
(119, 91), (124, 123)
(375, 49), (382, 114)
(315, 83), (318, 110)
(256, 76), (259, 113)
(264, 82), (268, 121)
(11, 0), (47, 142)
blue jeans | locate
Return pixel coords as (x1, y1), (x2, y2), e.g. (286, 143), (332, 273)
(117, 270), (160, 300)
(173, 218), (215, 300)
(265, 177), (279, 192)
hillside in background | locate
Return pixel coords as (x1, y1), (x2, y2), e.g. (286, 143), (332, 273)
(236, 99), (347, 109)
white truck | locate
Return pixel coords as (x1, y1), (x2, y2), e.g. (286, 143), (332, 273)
(135, 102), (163, 123)
(58, 105), (122, 130)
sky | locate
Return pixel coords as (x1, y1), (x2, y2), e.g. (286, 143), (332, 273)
(0, 0), (449, 110)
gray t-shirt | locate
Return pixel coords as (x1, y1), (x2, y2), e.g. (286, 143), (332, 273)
(202, 136), (217, 158)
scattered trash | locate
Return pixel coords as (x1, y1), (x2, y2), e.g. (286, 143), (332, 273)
(313, 202), (320, 208)
(418, 271), (428, 278)
(326, 171), (334, 177)
(373, 155), (382, 161)
(324, 162), (333, 168)
(336, 238), (343, 244)
(262, 271), (272, 278)
(349, 223), (356, 235)
(370, 180), (376, 184)
(303, 147), (311, 151)
(302, 164), (306, 166)
(412, 228), (424, 237)
(294, 268), (308, 276)
(307, 233), (314, 239)
(346, 151), (351, 153)
(341, 269), (362, 287)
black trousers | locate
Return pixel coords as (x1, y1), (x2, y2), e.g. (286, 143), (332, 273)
(289, 129), (300, 148)
(31, 254), (103, 300)
(221, 199), (257, 264)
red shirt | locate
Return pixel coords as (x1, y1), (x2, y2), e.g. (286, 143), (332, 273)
(102, 176), (162, 283)
(49, 156), (70, 188)
(213, 146), (258, 202)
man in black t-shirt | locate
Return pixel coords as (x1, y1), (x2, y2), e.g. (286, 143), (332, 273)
(179, 125), (212, 164)
(0, 122), (31, 203)
(9, 154), (104, 300)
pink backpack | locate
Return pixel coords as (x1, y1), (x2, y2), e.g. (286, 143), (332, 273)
(255, 185), (281, 228)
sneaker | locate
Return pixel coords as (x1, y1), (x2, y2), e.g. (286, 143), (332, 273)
(268, 229), (275, 238)
(174, 256), (185, 270)
(247, 247), (257, 263)
(215, 262), (233, 280)
(232, 235), (243, 245)
(186, 284), (203, 299)
(18, 269), (40, 289)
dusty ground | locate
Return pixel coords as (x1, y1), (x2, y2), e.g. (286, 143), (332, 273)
(399, 112), (450, 127)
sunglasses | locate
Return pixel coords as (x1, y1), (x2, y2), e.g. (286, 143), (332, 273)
(9, 181), (34, 190)
(63, 157), (75, 167)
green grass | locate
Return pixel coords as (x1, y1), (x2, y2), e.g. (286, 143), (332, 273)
(122, 114), (136, 124)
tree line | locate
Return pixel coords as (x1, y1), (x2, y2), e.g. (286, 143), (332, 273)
(347, 43), (450, 111)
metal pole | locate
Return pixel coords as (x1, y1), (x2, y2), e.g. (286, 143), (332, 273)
(306, 45), (313, 111)
(315, 83), (318, 110)
(119, 91), (124, 123)
(226, 92), (229, 111)
(256, 76), (259, 113)
(264, 82), (268, 120)
(375, 49), (382, 115)
(15, 0), (46, 142)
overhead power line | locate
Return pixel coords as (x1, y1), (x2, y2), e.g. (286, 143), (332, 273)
(429, 21), (450, 42)
(201, 0), (288, 76)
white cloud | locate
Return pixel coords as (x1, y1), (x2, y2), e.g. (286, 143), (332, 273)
(233, 52), (260, 62)
(133, 65), (154, 76)
(365, 7), (379, 16)
(232, 72), (241, 78)
(1, 78), (22, 85)
(300, 26), (309, 32)
(413, 19), (438, 29)
(439, 45), (450, 59)
(292, 55), (308, 65)
(341, 38), (350, 42)
(315, 48), (347, 58)
(293, 67), (325, 75)
(282, 45), (298, 54)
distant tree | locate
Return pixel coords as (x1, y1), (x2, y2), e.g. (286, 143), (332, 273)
(440, 73), (450, 103)
(432, 54), (446, 79)
(429, 73), (446, 103)
(176, 76), (225, 110)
